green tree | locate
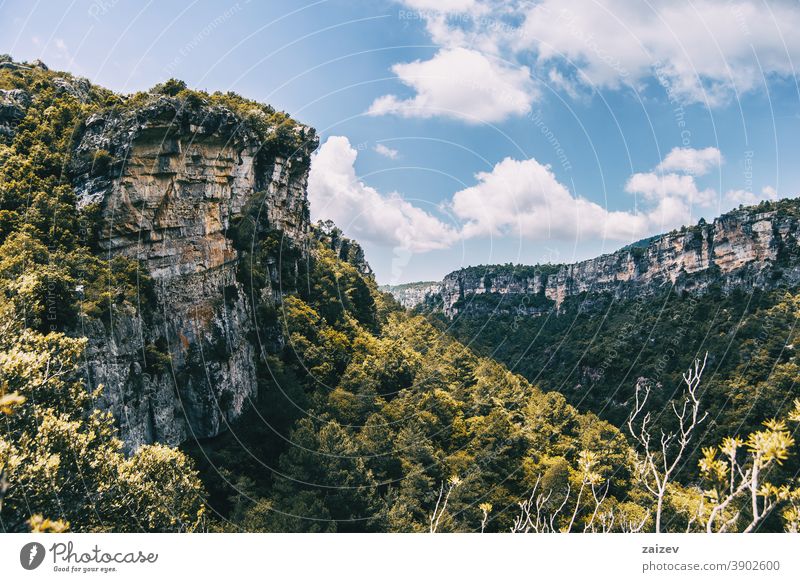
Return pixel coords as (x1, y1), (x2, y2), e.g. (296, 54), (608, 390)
(0, 295), (206, 532)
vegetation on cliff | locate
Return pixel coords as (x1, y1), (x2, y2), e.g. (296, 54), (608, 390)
(188, 230), (649, 532)
(2, 58), (799, 533)
(0, 291), (205, 532)
(189, 226), (800, 533)
(0, 58), (307, 532)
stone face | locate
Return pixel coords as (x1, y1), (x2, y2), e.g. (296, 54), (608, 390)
(391, 204), (800, 317)
(380, 282), (442, 309)
(0, 89), (30, 139)
(71, 96), (317, 451)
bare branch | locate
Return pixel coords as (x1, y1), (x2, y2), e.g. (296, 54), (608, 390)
(626, 354), (708, 532)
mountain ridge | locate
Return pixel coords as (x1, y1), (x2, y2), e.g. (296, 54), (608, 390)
(385, 198), (800, 316)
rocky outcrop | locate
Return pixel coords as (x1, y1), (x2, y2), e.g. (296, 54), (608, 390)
(0, 89), (30, 139)
(71, 96), (317, 450)
(380, 281), (443, 309)
(393, 202), (800, 317)
(1, 60), (100, 140)
(315, 220), (373, 278)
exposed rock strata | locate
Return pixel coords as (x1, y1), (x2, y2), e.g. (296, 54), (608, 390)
(388, 205), (800, 317)
(71, 97), (316, 450)
(380, 281), (443, 309)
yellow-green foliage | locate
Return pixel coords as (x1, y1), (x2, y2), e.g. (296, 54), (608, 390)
(0, 61), (311, 533)
(0, 291), (205, 532)
(694, 404), (800, 532)
(0, 64), (155, 332)
(197, 237), (800, 533)
(196, 239), (645, 532)
(123, 79), (311, 158)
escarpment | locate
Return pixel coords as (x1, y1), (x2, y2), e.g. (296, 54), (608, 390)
(70, 95), (317, 450)
(388, 201), (800, 317)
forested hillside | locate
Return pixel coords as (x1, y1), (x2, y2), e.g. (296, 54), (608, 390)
(1, 58), (799, 533)
(188, 230), (648, 532)
(434, 284), (800, 444)
(406, 201), (800, 460)
(0, 58), (208, 532)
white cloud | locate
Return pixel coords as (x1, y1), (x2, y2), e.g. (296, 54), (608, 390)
(310, 136), (781, 259)
(450, 157), (648, 241)
(625, 172), (716, 206)
(725, 185), (779, 207)
(367, 47), (536, 123)
(308, 136), (459, 252)
(625, 172), (716, 229)
(449, 145), (775, 246)
(656, 147), (723, 176)
(624, 147), (726, 230)
(624, 149), (779, 231)
(392, 0), (800, 111)
(374, 143), (400, 160)
(517, 0), (800, 105)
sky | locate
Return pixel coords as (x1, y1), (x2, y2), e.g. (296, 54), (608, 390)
(1, 0), (799, 284)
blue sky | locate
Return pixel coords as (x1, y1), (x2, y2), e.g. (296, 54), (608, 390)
(2, 0), (799, 283)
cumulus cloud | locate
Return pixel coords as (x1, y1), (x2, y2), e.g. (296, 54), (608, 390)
(625, 172), (716, 206)
(531, 0), (800, 104)
(625, 148), (779, 231)
(516, 0), (800, 104)
(624, 147), (726, 229)
(308, 136), (459, 252)
(448, 150), (779, 246)
(367, 47), (536, 123)
(451, 157), (648, 241)
(391, 0), (800, 111)
(625, 172), (715, 229)
(656, 147), (723, 176)
(310, 136), (780, 258)
(725, 185), (779, 207)
(374, 143), (399, 159)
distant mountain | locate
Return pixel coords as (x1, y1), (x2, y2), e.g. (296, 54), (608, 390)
(388, 198), (800, 316)
(400, 199), (800, 481)
(379, 281), (442, 308)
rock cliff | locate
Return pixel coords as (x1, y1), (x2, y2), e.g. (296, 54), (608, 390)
(380, 281), (443, 309)
(70, 95), (317, 449)
(0, 88), (30, 139)
(391, 201), (800, 317)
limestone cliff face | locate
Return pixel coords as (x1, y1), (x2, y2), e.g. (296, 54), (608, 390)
(70, 96), (317, 450)
(380, 282), (443, 309)
(395, 203), (800, 317)
(0, 88), (30, 139)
